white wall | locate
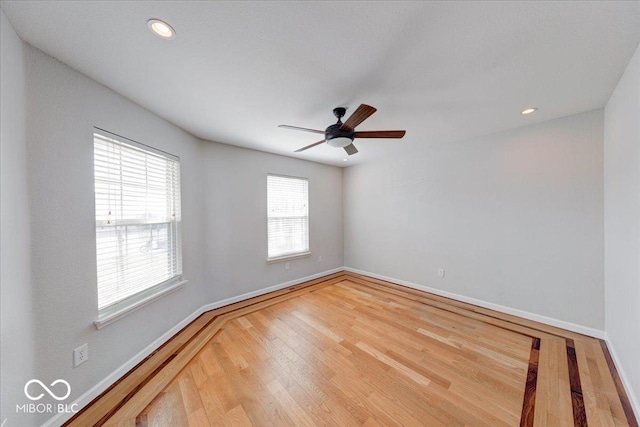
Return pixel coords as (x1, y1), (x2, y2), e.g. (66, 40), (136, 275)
(604, 43), (640, 415)
(344, 110), (604, 330)
(201, 143), (343, 303)
(0, 9), (37, 426)
(22, 44), (208, 425)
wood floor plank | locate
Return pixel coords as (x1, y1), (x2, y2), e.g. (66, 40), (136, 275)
(599, 341), (638, 427)
(266, 379), (316, 427)
(567, 339), (589, 426)
(520, 338), (540, 427)
(574, 339), (610, 427)
(177, 369), (206, 419)
(591, 340), (631, 426)
(225, 404), (254, 427)
(187, 407), (210, 427)
(518, 338), (572, 426)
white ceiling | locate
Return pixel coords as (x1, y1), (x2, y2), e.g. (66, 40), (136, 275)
(3, 1), (639, 167)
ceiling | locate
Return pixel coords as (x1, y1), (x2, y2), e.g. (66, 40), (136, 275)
(3, 1), (639, 167)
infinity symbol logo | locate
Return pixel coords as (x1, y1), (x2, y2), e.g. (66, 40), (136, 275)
(24, 379), (71, 401)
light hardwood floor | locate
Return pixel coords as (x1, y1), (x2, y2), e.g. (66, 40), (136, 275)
(66, 272), (637, 427)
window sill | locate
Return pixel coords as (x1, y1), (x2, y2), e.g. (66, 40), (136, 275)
(94, 279), (188, 329)
(266, 251), (311, 264)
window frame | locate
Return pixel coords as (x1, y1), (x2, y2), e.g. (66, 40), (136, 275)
(92, 129), (186, 329)
(266, 173), (311, 263)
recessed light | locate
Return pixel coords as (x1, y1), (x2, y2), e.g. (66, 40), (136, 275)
(147, 19), (175, 40)
(342, 158), (348, 162)
(521, 107), (537, 115)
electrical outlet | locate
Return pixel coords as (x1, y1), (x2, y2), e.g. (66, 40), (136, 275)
(74, 343), (89, 367)
(438, 268), (445, 278)
(285, 262), (290, 270)
(318, 256), (323, 262)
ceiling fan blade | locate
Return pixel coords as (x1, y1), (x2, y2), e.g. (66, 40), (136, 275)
(354, 130), (406, 139)
(340, 104), (377, 131)
(294, 139), (326, 153)
(344, 143), (358, 155)
(279, 125), (326, 134)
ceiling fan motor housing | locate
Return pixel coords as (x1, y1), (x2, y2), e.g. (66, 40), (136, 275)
(325, 123), (354, 148)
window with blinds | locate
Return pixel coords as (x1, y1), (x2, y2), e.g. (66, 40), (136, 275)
(93, 132), (182, 311)
(267, 174), (309, 260)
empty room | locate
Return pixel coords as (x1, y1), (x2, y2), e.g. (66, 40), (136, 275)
(1, 1), (639, 426)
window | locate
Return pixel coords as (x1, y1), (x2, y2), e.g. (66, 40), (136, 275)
(93, 132), (182, 315)
(267, 174), (309, 260)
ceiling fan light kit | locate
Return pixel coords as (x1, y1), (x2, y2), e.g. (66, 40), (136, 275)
(279, 104), (406, 156)
(327, 136), (353, 148)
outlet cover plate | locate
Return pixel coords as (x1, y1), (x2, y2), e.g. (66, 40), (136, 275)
(74, 343), (89, 367)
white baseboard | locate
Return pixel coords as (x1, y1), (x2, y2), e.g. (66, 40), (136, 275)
(343, 267), (606, 339)
(199, 267), (345, 313)
(43, 267), (345, 427)
(603, 336), (640, 422)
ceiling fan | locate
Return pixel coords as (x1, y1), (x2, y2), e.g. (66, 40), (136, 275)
(279, 104), (406, 155)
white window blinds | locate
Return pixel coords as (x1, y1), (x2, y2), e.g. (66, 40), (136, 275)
(93, 133), (182, 311)
(267, 174), (309, 259)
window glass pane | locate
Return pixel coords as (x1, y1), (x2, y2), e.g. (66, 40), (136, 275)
(267, 175), (309, 258)
(94, 133), (182, 310)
